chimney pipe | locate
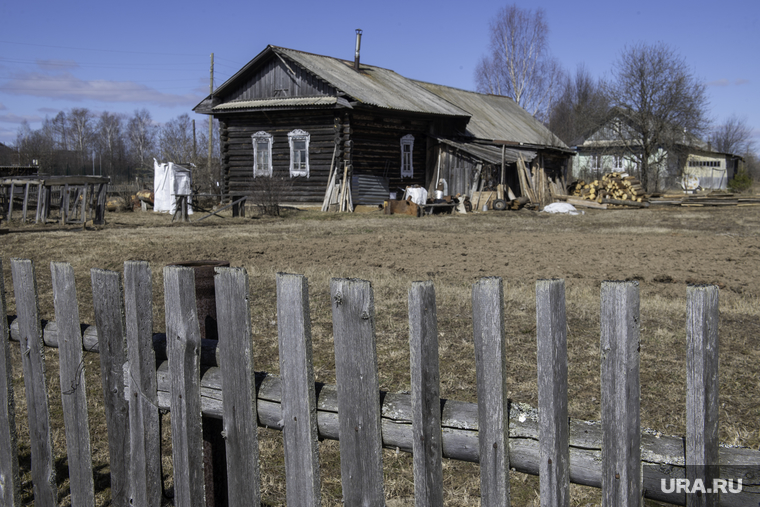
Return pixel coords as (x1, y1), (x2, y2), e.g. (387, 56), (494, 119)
(354, 29), (362, 71)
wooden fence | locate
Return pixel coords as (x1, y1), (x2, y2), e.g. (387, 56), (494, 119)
(1, 258), (759, 506)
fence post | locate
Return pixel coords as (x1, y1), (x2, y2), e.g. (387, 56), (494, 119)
(91, 268), (131, 506)
(472, 277), (510, 507)
(164, 265), (206, 506)
(408, 280), (444, 506)
(51, 262), (95, 506)
(600, 281), (641, 506)
(0, 259), (21, 506)
(124, 261), (162, 506)
(330, 278), (385, 505)
(686, 285), (720, 507)
(214, 267), (262, 506)
(276, 273), (321, 506)
(10, 259), (56, 506)
(536, 279), (569, 507)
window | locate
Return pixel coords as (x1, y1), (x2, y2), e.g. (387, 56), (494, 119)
(613, 155), (624, 170)
(400, 134), (414, 178)
(252, 131), (273, 177)
(288, 129), (310, 178)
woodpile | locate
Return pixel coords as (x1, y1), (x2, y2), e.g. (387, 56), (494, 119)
(569, 172), (647, 205)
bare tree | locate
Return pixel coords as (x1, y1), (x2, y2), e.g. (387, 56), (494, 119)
(710, 115), (755, 155)
(605, 42), (709, 192)
(68, 108), (94, 171)
(127, 108), (156, 169)
(547, 64), (609, 145)
(475, 5), (564, 120)
(159, 113), (196, 163)
(96, 112), (125, 177)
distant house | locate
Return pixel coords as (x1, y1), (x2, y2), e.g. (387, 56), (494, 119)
(571, 117), (742, 191)
(193, 44), (572, 205)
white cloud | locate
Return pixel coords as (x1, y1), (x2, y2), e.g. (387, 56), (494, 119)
(0, 71), (201, 107)
(735, 78), (750, 86)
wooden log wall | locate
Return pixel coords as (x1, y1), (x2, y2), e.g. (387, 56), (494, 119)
(4, 259), (760, 506)
(219, 110), (340, 203)
(349, 112), (429, 192)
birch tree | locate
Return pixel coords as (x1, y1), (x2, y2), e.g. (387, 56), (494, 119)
(475, 5), (564, 120)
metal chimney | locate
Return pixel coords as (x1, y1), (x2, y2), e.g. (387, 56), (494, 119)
(354, 29), (363, 71)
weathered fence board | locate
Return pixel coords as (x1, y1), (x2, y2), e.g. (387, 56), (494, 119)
(600, 281), (641, 506)
(51, 262), (95, 506)
(536, 279), (569, 507)
(331, 278), (385, 505)
(90, 268), (130, 506)
(0, 259), (21, 507)
(4, 258), (760, 506)
(10, 259), (56, 506)
(275, 273), (320, 506)
(215, 267), (261, 506)
(164, 266), (206, 506)
(408, 280), (444, 506)
(123, 260), (162, 506)
(472, 277), (510, 506)
(686, 285), (720, 507)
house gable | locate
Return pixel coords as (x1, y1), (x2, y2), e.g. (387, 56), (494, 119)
(222, 52), (337, 103)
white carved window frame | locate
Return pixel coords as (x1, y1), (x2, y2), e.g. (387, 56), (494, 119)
(288, 129), (310, 178)
(252, 131), (273, 177)
(400, 134), (414, 178)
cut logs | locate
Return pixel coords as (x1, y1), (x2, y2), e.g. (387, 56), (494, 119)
(569, 172), (648, 206)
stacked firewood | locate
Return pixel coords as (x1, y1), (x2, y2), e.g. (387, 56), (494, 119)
(570, 172), (647, 204)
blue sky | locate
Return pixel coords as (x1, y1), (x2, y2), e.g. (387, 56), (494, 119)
(1, 0), (758, 153)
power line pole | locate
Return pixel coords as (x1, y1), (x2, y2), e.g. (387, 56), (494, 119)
(209, 53), (214, 177)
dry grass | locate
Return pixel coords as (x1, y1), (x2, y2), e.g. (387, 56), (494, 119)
(2, 203), (760, 505)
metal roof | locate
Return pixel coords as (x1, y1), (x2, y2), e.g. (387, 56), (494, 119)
(213, 96), (339, 110)
(435, 137), (536, 165)
(273, 47), (471, 117)
(413, 81), (568, 150)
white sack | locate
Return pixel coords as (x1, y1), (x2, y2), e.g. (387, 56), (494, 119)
(404, 187), (428, 206)
(153, 159), (193, 214)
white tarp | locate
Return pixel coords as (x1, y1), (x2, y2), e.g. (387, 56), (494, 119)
(542, 202), (583, 215)
(153, 159), (192, 215)
(404, 187), (428, 206)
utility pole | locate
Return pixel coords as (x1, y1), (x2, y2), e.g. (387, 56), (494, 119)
(209, 53), (214, 177)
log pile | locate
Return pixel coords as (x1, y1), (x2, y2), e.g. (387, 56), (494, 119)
(569, 172), (647, 205)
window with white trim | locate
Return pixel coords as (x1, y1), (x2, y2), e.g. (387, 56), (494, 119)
(612, 155), (624, 170)
(400, 134), (414, 178)
(288, 129), (310, 178)
(252, 131), (273, 177)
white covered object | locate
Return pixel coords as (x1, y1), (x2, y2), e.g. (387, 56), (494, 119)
(542, 202), (583, 215)
(153, 159), (193, 215)
(404, 187), (428, 206)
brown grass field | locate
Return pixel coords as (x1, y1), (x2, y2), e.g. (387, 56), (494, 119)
(2, 202), (760, 506)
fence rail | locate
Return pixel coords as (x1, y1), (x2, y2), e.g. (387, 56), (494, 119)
(1, 258), (760, 506)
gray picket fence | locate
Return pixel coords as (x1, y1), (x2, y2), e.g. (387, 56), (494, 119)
(1, 258), (759, 506)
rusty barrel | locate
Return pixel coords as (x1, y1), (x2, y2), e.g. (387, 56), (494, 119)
(166, 259), (230, 506)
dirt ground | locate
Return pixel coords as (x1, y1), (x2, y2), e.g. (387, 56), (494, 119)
(1, 203), (760, 505)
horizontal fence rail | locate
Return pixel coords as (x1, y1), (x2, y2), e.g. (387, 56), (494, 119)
(2, 258), (760, 506)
